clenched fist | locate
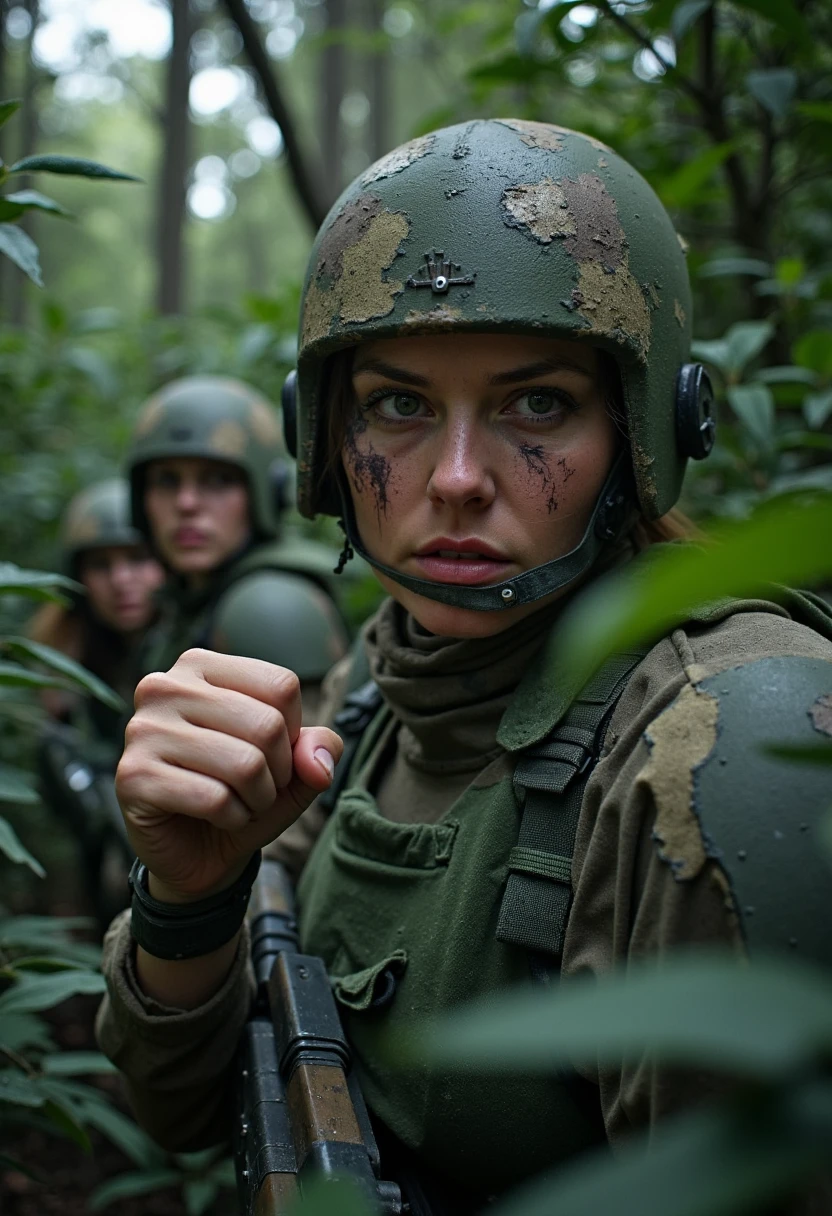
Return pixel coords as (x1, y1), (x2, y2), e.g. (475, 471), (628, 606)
(116, 649), (343, 903)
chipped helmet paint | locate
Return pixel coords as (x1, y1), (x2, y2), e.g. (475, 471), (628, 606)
(61, 479), (143, 577)
(127, 376), (286, 539)
(295, 118), (693, 523)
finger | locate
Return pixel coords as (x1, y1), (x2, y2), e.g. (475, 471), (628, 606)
(117, 757), (253, 835)
(278, 726), (344, 818)
(176, 650), (303, 744)
(134, 682), (295, 795)
(153, 722), (278, 817)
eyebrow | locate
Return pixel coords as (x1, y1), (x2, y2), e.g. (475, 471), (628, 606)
(351, 356), (592, 388)
(351, 359), (431, 387)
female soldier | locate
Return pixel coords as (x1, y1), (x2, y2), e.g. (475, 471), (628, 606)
(97, 122), (832, 1210)
(126, 375), (350, 720)
(32, 478), (163, 925)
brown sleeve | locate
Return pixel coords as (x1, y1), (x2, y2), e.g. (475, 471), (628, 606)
(95, 911), (255, 1151)
(563, 613), (832, 1144)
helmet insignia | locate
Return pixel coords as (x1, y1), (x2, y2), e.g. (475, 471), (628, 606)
(406, 249), (475, 294)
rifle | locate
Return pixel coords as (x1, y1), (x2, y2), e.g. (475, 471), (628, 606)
(234, 858), (403, 1214)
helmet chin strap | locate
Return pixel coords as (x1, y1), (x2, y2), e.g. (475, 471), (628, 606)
(337, 452), (636, 613)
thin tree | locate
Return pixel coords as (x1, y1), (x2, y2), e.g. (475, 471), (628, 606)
(320, 0), (346, 198)
(156, 0), (193, 315)
(366, 0), (389, 162)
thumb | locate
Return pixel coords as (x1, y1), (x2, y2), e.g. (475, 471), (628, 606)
(280, 726), (344, 816)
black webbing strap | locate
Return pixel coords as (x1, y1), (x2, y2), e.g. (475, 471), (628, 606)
(317, 676), (384, 815)
(496, 650), (648, 959)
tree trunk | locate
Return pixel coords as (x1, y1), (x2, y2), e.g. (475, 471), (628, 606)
(221, 0), (327, 229)
(156, 0), (192, 316)
(10, 0), (38, 325)
(320, 0), (346, 199)
(367, 0), (389, 161)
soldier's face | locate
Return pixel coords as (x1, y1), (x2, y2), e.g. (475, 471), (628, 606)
(343, 333), (619, 638)
(79, 544), (164, 634)
(143, 458), (251, 578)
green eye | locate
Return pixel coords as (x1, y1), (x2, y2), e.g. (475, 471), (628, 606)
(390, 394), (420, 416)
(373, 392), (423, 419)
(526, 391), (555, 415)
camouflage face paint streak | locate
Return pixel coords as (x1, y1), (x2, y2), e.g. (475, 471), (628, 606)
(517, 443), (559, 515)
(345, 414), (392, 524)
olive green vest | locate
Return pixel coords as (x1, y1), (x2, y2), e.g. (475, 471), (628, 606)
(297, 589), (832, 1196)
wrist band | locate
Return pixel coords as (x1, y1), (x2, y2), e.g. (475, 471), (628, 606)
(128, 850), (262, 961)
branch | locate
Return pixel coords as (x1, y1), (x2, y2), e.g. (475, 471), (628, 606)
(594, 0), (708, 108)
(220, 0), (328, 230)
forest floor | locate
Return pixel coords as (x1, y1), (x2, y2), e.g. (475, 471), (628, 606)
(1, 819), (236, 1216)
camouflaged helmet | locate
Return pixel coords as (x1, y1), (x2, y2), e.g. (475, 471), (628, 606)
(286, 119), (714, 611)
(127, 376), (288, 540)
(61, 479), (143, 578)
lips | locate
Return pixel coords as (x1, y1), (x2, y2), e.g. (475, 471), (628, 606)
(173, 528), (208, 548)
(412, 537), (513, 586)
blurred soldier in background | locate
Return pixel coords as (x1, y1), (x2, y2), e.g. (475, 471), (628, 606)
(127, 376), (349, 720)
(30, 478), (164, 926)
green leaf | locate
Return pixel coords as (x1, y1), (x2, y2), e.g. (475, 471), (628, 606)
(0, 660), (68, 689)
(89, 1170), (183, 1211)
(3, 638), (125, 711)
(490, 1084), (832, 1216)
(42, 1052), (116, 1077)
(764, 743), (832, 766)
(746, 68), (797, 119)
(0, 198), (26, 221)
(553, 494), (832, 696)
(726, 383), (775, 448)
(0, 816), (45, 876)
(803, 389), (832, 429)
(0, 99), (22, 127)
(0, 763), (39, 804)
(657, 142), (737, 209)
(184, 1178), (219, 1216)
(8, 154), (140, 181)
(796, 101), (832, 124)
(423, 955), (832, 1079)
(0, 970), (105, 1015)
(78, 1096), (167, 1169)
(671, 0), (712, 41)
(0, 1013), (55, 1052)
(6, 956), (89, 973)
(732, 0), (811, 47)
(697, 257), (770, 279)
(692, 321), (773, 378)
(756, 365), (816, 386)
(41, 1095), (92, 1152)
(793, 331), (832, 379)
(775, 257), (804, 288)
(0, 1070), (47, 1108)
(0, 563), (81, 601)
(4, 190), (72, 217)
(0, 222), (43, 286)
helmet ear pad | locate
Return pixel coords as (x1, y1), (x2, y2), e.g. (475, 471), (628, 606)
(676, 363), (716, 461)
(282, 370), (298, 459)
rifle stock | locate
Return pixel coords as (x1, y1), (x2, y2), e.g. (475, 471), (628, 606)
(234, 860), (402, 1215)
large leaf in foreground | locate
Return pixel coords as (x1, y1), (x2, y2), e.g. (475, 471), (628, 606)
(555, 494), (832, 694)
(0, 969), (105, 1015)
(8, 154), (139, 181)
(0, 564), (80, 602)
(0, 815), (45, 876)
(0, 222), (43, 286)
(4, 637), (125, 711)
(492, 1082), (832, 1216)
(421, 955), (832, 1081)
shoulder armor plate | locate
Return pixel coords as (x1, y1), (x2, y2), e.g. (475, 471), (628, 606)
(693, 656), (832, 967)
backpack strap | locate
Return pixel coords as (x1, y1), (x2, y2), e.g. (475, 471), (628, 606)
(317, 636), (383, 815)
(497, 649), (648, 960)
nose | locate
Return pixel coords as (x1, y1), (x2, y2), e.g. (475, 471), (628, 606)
(173, 478), (200, 512)
(109, 558), (133, 590)
(426, 416), (496, 511)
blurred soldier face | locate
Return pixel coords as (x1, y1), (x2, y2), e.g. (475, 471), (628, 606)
(79, 544), (164, 634)
(143, 457), (252, 579)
